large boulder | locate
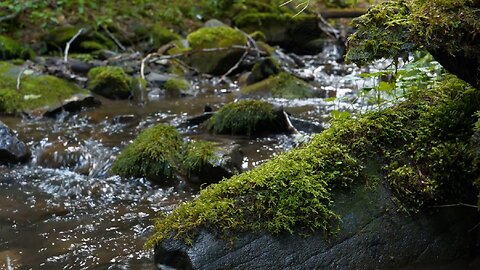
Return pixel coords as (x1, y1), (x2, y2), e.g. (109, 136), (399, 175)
(186, 26), (247, 75)
(0, 121), (30, 164)
(0, 62), (96, 116)
(154, 184), (478, 270)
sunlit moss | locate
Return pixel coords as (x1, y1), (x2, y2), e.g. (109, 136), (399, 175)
(242, 72), (315, 99)
(87, 66), (132, 99)
(182, 140), (218, 176)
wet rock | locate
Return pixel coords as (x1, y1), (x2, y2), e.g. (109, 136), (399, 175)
(184, 141), (243, 185)
(146, 72), (176, 87)
(204, 100), (296, 136)
(235, 13), (328, 54)
(68, 59), (92, 75)
(241, 72), (318, 99)
(87, 66), (132, 99)
(186, 26), (247, 75)
(246, 57), (280, 85)
(0, 61), (95, 115)
(154, 184), (479, 270)
(0, 121), (30, 164)
(43, 93), (100, 117)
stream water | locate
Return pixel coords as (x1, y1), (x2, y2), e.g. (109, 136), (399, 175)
(0, 47), (390, 269)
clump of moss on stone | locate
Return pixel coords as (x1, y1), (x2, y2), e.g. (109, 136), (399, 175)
(0, 62), (89, 114)
(205, 100), (278, 136)
(110, 124), (183, 181)
(151, 25), (181, 48)
(164, 78), (190, 92)
(182, 140), (218, 176)
(0, 35), (34, 60)
(146, 74), (480, 247)
(242, 72), (315, 99)
(186, 26), (247, 74)
(87, 66), (132, 99)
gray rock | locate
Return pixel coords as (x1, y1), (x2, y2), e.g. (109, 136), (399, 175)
(154, 184), (478, 269)
(0, 122), (30, 164)
(147, 72), (176, 87)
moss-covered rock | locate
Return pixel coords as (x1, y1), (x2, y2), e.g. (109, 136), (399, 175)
(186, 26), (247, 75)
(87, 66), (132, 99)
(152, 25), (182, 48)
(146, 74), (480, 246)
(164, 77), (191, 96)
(347, 0), (480, 89)
(242, 72), (315, 99)
(205, 100), (292, 136)
(0, 35), (34, 60)
(44, 26), (114, 54)
(110, 124), (183, 182)
(246, 57), (280, 84)
(0, 62), (91, 115)
(234, 13), (327, 54)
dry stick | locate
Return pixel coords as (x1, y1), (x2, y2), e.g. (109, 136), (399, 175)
(102, 26), (126, 51)
(16, 65), (29, 91)
(432, 203), (478, 208)
(64, 28), (84, 63)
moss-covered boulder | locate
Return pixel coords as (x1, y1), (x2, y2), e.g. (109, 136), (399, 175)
(234, 13), (327, 54)
(246, 57), (280, 84)
(0, 62), (93, 115)
(0, 35), (34, 60)
(147, 75), (480, 267)
(186, 26), (247, 75)
(110, 124), (183, 182)
(347, 0), (480, 89)
(205, 100), (293, 136)
(164, 77), (191, 97)
(87, 66), (132, 99)
(242, 72), (316, 99)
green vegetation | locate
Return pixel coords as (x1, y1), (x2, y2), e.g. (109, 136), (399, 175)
(205, 100), (278, 136)
(151, 25), (181, 48)
(0, 35), (34, 60)
(0, 62), (89, 114)
(182, 140), (218, 177)
(110, 124), (183, 181)
(87, 66), (132, 99)
(164, 78), (190, 93)
(242, 72), (315, 99)
(147, 74), (480, 246)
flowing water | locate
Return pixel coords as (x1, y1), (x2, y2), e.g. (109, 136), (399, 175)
(0, 47), (392, 269)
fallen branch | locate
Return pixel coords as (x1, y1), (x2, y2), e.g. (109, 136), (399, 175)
(432, 203), (478, 209)
(102, 26), (126, 51)
(64, 28), (84, 63)
(16, 65), (29, 91)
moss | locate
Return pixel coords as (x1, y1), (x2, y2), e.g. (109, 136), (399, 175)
(146, 74), (480, 246)
(0, 35), (34, 60)
(346, 0), (480, 65)
(151, 25), (181, 47)
(182, 140), (218, 176)
(80, 41), (107, 51)
(205, 100), (278, 136)
(187, 26), (246, 50)
(249, 31), (267, 42)
(0, 62), (89, 114)
(110, 124), (183, 181)
(242, 72), (314, 99)
(87, 66), (132, 99)
(164, 78), (190, 92)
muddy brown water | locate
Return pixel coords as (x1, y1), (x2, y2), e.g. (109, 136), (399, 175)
(0, 51), (408, 269)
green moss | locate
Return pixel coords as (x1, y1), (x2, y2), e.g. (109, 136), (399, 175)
(0, 35), (34, 60)
(205, 100), (277, 136)
(147, 74), (480, 246)
(0, 62), (89, 114)
(249, 31), (267, 42)
(80, 41), (108, 51)
(182, 140), (218, 176)
(87, 66), (132, 99)
(346, 0), (480, 65)
(242, 72), (315, 99)
(187, 26), (246, 50)
(151, 25), (181, 47)
(110, 124), (183, 181)
(164, 78), (190, 92)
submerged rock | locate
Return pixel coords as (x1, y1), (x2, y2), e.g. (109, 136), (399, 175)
(155, 184), (478, 270)
(186, 26), (247, 75)
(205, 100), (295, 136)
(0, 121), (30, 164)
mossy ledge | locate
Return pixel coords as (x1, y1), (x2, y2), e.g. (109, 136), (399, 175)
(146, 74), (480, 247)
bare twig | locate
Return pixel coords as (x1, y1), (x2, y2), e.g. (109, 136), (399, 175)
(16, 65), (29, 91)
(432, 203), (478, 209)
(102, 26), (126, 51)
(140, 52), (156, 80)
(64, 28), (84, 63)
